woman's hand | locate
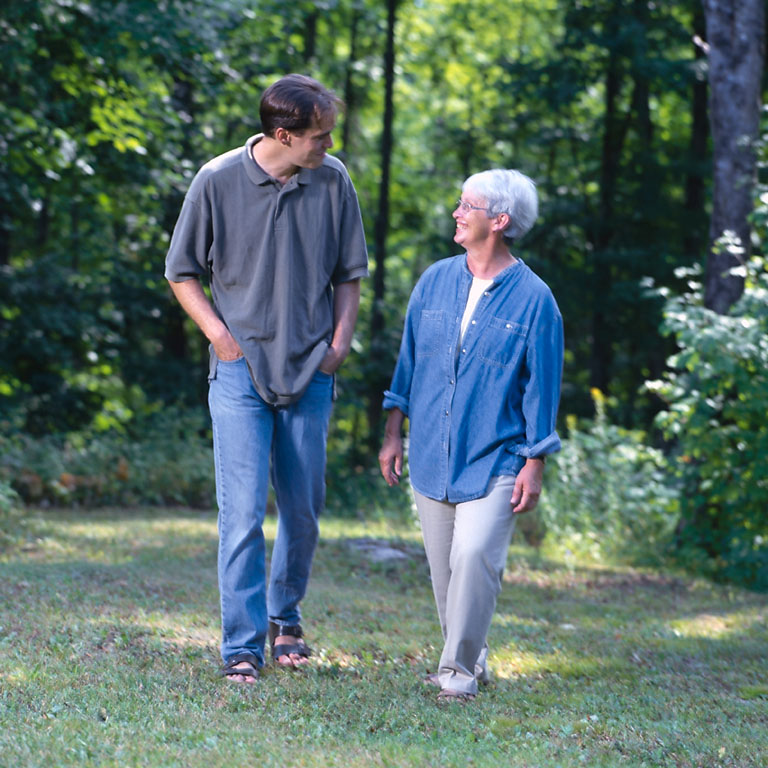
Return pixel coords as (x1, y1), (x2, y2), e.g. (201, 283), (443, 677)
(378, 433), (403, 486)
(379, 408), (406, 486)
(510, 458), (545, 513)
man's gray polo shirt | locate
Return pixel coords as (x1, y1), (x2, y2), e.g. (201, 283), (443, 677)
(165, 134), (369, 406)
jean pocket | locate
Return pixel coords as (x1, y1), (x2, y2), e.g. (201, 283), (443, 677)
(477, 317), (528, 369)
(416, 310), (445, 358)
(211, 355), (246, 382)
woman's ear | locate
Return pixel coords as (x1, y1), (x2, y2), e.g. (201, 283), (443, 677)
(493, 212), (510, 233)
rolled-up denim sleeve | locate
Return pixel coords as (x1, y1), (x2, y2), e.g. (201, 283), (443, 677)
(522, 297), (564, 458)
(382, 285), (423, 417)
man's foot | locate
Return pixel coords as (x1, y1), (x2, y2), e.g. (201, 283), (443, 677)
(225, 662), (260, 683)
(268, 622), (312, 668)
(220, 653), (261, 683)
(273, 634), (311, 667)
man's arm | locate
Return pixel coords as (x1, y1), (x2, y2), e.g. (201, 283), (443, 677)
(318, 278), (361, 374)
(167, 278), (243, 361)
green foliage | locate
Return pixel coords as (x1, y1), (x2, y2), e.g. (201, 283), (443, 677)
(645, 254), (768, 590)
(0, 407), (216, 508)
(0, 0), (710, 449)
(0, 0), (751, 585)
(326, 458), (415, 522)
(538, 390), (679, 561)
(325, 372), (415, 521)
(0, 401), (412, 518)
(0, 478), (24, 549)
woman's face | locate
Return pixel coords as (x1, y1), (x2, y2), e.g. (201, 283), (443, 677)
(452, 192), (493, 250)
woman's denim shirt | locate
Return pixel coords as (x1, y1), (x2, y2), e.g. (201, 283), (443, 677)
(383, 255), (563, 503)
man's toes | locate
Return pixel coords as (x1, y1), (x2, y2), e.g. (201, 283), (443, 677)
(225, 661), (259, 682)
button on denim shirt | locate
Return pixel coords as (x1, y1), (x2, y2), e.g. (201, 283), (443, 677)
(383, 255), (563, 503)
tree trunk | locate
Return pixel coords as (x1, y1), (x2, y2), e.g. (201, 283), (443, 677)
(630, 0), (653, 149)
(683, 5), (709, 261)
(36, 192), (50, 250)
(303, 9), (318, 62)
(702, 0), (765, 314)
(340, 5), (361, 161)
(70, 175), (80, 270)
(590, 31), (624, 394)
(164, 73), (203, 399)
(0, 216), (9, 266)
(367, 0), (398, 445)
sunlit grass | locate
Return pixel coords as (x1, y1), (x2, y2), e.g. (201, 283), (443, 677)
(1, 506), (767, 767)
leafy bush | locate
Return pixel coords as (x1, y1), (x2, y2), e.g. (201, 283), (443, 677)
(0, 401), (414, 519)
(0, 406), (216, 508)
(0, 478), (24, 549)
(326, 463), (414, 521)
(538, 390), (679, 560)
(645, 255), (768, 590)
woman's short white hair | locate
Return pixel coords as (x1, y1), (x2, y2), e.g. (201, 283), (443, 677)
(462, 169), (538, 242)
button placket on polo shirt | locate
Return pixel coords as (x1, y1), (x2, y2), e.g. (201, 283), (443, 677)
(273, 177), (298, 231)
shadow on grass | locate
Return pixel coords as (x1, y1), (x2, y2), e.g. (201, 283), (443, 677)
(2, 508), (768, 767)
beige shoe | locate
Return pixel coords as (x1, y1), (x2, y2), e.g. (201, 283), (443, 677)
(436, 689), (476, 704)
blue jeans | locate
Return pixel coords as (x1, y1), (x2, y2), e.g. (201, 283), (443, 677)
(208, 357), (334, 665)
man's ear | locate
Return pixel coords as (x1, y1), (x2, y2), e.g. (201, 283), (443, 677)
(274, 127), (292, 146)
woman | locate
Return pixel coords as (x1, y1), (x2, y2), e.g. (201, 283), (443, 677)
(378, 169), (563, 703)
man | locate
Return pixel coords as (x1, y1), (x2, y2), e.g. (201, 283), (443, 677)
(165, 74), (368, 682)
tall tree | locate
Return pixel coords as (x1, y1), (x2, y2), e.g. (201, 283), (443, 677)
(367, 0), (398, 444)
(683, 4), (710, 262)
(702, 0), (765, 313)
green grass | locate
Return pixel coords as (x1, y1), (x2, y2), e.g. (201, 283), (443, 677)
(1, 507), (766, 767)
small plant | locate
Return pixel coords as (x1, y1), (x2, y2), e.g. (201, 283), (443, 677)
(538, 389), (679, 561)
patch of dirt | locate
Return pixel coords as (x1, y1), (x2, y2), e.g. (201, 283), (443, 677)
(345, 538), (425, 563)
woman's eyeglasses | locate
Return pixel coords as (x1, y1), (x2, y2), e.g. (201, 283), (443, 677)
(455, 199), (490, 212)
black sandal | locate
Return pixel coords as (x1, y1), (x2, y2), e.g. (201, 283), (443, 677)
(268, 621), (312, 665)
(220, 651), (261, 682)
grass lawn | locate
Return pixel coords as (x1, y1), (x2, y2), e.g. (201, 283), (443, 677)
(1, 506), (766, 767)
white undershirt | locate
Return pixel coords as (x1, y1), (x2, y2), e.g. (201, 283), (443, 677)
(460, 277), (494, 342)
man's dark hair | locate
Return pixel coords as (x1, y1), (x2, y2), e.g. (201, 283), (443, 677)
(260, 74), (341, 137)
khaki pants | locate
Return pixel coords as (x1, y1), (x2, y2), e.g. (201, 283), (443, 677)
(414, 475), (517, 695)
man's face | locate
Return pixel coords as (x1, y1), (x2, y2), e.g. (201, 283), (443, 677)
(285, 113), (336, 169)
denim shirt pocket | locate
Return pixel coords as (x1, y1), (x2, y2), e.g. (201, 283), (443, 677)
(477, 316), (529, 369)
(416, 309), (445, 358)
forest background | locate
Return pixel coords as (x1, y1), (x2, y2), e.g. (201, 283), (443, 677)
(1, 0), (767, 590)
